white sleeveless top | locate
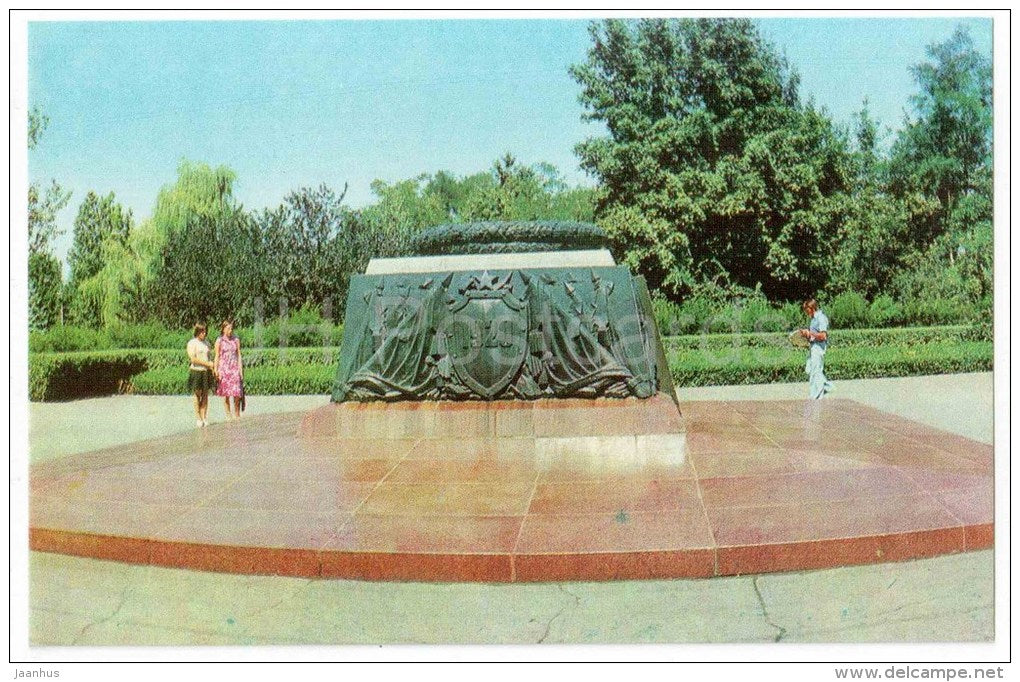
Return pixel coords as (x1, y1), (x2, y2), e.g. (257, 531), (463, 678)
(187, 337), (210, 371)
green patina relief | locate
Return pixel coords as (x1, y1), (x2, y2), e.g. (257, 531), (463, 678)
(331, 266), (673, 402)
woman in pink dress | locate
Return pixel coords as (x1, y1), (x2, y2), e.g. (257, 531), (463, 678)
(214, 320), (244, 420)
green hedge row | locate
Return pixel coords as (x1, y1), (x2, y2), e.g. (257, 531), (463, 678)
(667, 341), (993, 387)
(29, 350), (151, 402)
(28, 327), (993, 400)
(130, 364), (336, 396)
(662, 323), (990, 352)
(28, 322), (345, 353)
(125, 341), (992, 396)
(29, 347), (343, 400)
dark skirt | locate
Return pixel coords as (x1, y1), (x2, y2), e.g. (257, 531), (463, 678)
(187, 368), (214, 393)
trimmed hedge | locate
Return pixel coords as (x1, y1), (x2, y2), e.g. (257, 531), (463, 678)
(28, 322), (344, 353)
(662, 324), (990, 353)
(126, 341), (992, 396)
(28, 347), (343, 401)
(130, 364), (335, 396)
(28, 325), (993, 400)
(667, 341), (992, 387)
(29, 350), (151, 401)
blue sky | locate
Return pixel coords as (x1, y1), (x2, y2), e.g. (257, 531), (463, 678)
(28, 17), (993, 267)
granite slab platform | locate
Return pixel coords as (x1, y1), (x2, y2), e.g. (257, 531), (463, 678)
(29, 397), (992, 582)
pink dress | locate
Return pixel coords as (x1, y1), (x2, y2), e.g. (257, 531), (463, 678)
(215, 335), (243, 397)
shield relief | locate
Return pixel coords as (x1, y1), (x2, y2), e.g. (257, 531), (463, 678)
(445, 272), (529, 399)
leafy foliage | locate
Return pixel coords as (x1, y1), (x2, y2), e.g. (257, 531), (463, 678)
(571, 18), (852, 300)
(67, 191), (134, 327)
(27, 109), (72, 257)
(254, 185), (374, 320)
(30, 323), (987, 400)
(28, 252), (63, 331)
(667, 341), (991, 387)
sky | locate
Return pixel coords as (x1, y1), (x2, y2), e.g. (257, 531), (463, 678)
(27, 16), (994, 269)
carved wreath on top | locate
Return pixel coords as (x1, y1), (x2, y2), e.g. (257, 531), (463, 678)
(411, 221), (610, 256)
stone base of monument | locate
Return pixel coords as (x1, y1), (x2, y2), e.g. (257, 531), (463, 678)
(29, 398), (992, 582)
(300, 393), (686, 464)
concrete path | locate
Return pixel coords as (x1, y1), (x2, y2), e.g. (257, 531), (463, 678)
(23, 373), (996, 645)
(28, 549), (992, 645)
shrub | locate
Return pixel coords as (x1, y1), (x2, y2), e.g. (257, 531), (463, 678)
(29, 325), (989, 399)
(27, 320), (344, 352)
(28, 325), (111, 353)
(667, 341), (992, 387)
(29, 350), (150, 401)
(662, 324), (984, 353)
(867, 295), (903, 328)
(28, 346), (345, 400)
(826, 291), (869, 329)
(107, 322), (190, 349)
(130, 363), (335, 396)
(778, 302), (803, 330)
(739, 298), (789, 333)
(901, 297), (975, 326)
(650, 296), (687, 336)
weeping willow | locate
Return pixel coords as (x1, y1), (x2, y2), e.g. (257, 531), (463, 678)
(76, 160), (238, 327)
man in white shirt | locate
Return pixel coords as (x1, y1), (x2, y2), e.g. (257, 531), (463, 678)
(799, 298), (833, 399)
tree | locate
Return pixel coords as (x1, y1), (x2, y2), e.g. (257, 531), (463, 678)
(887, 26), (993, 308)
(151, 209), (262, 327)
(889, 27), (992, 224)
(74, 160), (241, 328)
(360, 175), (450, 255)
(359, 159), (595, 251)
(828, 99), (908, 297)
(27, 108), (72, 256)
(256, 184), (368, 318)
(463, 154), (596, 222)
(144, 161), (251, 326)
(570, 18), (852, 300)
(27, 107), (71, 329)
(28, 251), (62, 330)
(67, 192), (134, 326)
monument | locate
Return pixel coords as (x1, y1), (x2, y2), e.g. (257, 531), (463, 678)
(323, 220), (686, 459)
(28, 222), (992, 583)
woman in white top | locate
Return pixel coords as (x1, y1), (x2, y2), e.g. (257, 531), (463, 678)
(186, 323), (217, 427)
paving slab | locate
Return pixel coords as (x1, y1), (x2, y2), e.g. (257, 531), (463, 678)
(24, 373), (996, 644)
(27, 550), (992, 645)
(29, 396), (992, 582)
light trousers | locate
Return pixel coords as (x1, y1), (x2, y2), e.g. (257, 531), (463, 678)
(806, 344), (833, 399)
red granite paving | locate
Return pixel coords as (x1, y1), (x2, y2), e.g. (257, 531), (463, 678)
(28, 397), (994, 582)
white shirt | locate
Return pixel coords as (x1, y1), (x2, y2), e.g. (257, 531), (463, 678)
(187, 337), (210, 371)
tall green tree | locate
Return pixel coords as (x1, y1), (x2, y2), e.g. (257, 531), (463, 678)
(463, 154), (596, 222)
(27, 107), (71, 329)
(889, 26), (992, 229)
(145, 161), (250, 327)
(829, 99), (908, 297)
(570, 18), (852, 300)
(888, 26), (993, 308)
(77, 160), (241, 327)
(151, 209), (261, 327)
(67, 191), (134, 326)
(28, 252), (62, 330)
(27, 108), (72, 256)
(256, 184), (371, 319)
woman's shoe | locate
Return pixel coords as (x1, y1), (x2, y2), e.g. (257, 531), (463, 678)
(196, 419), (203, 428)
